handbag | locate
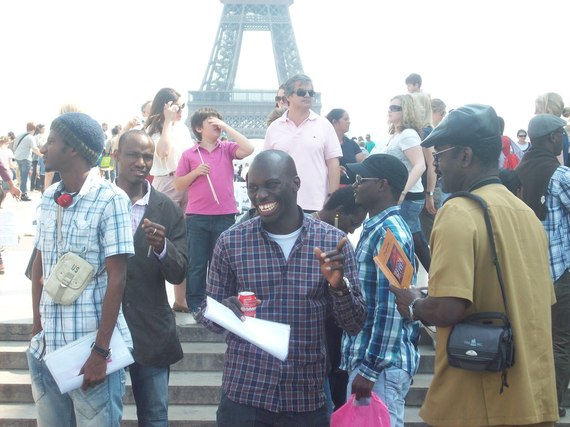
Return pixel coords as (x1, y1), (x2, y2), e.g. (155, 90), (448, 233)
(44, 205), (94, 305)
(331, 393), (391, 427)
(444, 191), (515, 393)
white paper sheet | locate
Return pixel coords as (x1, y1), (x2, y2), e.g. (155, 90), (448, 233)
(204, 296), (290, 361)
(44, 327), (134, 394)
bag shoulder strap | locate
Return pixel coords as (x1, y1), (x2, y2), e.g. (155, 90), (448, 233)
(444, 191), (510, 318)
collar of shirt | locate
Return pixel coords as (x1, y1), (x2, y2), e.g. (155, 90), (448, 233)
(190, 139), (222, 152)
(362, 205), (401, 232)
(54, 167), (101, 208)
(280, 109), (318, 124)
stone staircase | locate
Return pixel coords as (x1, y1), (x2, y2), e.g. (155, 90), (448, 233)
(0, 322), (566, 426)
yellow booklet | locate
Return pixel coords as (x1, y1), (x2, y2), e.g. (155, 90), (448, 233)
(373, 228), (413, 289)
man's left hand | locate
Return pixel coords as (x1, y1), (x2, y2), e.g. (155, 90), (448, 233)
(351, 373), (375, 400)
(314, 237), (347, 289)
(389, 285), (423, 320)
(143, 219), (165, 254)
(79, 353), (107, 390)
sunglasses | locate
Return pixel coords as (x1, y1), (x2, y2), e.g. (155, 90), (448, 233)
(295, 89), (315, 97)
(173, 103), (185, 112)
(433, 145), (458, 162)
(354, 174), (380, 186)
(388, 105), (403, 113)
(275, 96), (287, 103)
(518, 134), (527, 138)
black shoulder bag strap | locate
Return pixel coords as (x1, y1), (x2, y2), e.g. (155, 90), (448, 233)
(445, 190), (513, 391)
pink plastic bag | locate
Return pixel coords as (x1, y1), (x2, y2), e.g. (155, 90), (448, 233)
(330, 393), (391, 427)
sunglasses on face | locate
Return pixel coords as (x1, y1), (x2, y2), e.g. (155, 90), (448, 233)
(388, 105), (403, 113)
(354, 174), (380, 186)
(173, 103), (185, 112)
(275, 96), (287, 103)
(518, 134), (527, 138)
(433, 145), (458, 162)
(295, 89), (315, 97)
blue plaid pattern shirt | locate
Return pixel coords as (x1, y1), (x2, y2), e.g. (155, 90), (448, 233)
(30, 169), (134, 359)
(340, 206), (420, 381)
(544, 166), (570, 281)
(202, 212), (366, 412)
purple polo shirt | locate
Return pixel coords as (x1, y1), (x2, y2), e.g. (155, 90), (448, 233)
(176, 140), (239, 215)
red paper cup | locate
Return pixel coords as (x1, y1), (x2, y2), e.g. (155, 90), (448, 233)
(238, 291), (257, 318)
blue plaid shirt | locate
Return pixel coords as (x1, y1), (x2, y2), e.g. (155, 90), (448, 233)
(30, 169), (134, 359)
(341, 206), (421, 381)
(544, 166), (570, 281)
(202, 212), (366, 412)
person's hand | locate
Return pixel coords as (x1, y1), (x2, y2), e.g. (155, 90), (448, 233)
(192, 164), (210, 177)
(79, 352), (108, 390)
(31, 319), (42, 337)
(207, 116), (227, 132)
(142, 219), (166, 254)
(398, 192), (406, 206)
(425, 195), (437, 215)
(314, 237), (347, 289)
(351, 373), (374, 400)
(222, 296), (262, 321)
(388, 284), (423, 320)
(8, 182), (21, 200)
(163, 101), (180, 123)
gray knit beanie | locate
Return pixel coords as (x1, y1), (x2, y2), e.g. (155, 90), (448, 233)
(50, 112), (105, 167)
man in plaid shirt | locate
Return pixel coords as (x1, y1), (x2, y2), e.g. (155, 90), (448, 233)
(201, 149), (366, 426)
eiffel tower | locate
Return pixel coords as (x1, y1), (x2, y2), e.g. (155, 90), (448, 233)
(187, 0), (321, 139)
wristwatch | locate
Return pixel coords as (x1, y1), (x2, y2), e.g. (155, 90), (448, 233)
(328, 277), (351, 297)
(91, 343), (112, 360)
(426, 191), (434, 197)
(408, 297), (422, 321)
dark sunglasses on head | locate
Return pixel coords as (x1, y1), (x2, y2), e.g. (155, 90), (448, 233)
(388, 105), (403, 112)
(295, 89), (315, 97)
(518, 134), (527, 138)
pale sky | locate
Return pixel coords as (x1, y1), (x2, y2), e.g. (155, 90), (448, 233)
(1, 0), (568, 143)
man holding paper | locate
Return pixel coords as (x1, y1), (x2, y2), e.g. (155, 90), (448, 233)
(341, 154), (421, 427)
(200, 150), (366, 426)
(29, 112), (135, 426)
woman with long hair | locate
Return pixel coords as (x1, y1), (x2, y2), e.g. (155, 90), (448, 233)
(326, 109), (365, 185)
(385, 94), (430, 271)
(144, 87), (192, 313)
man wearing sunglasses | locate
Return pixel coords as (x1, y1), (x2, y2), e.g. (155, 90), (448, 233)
(264, 74), (342, 213)
(390, 105), (558, 426)
(517, 114), (570, 418)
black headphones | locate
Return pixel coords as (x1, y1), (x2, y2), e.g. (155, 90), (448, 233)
(54, 190), (78, 208)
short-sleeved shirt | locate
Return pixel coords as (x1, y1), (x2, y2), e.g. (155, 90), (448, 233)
(30, 168), (135, 359)
(149, 123), (193, 177)
(384, 129), (424, 193)
(340, 136), (362, 185)
(13, 133), (38, 161)
(420, 184), (557, 426)
(175, 140), (239, 215)
(264, 110), (342, 211)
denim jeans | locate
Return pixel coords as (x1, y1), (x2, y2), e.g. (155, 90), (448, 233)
(129, 362), (170, 427)
(347, 367), (412, 427)
(27, 349), (126, 427)
(186, 214), (235, 311)
(216, 392), (329, 427)
(553, 271), (570, 408)
(17, 159), (31, 193)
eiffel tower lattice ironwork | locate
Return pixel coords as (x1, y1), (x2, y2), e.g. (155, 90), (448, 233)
(187, 0), (321, 139)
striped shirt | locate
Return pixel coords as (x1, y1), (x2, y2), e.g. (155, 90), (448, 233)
(544, 166), (570, 281)
(202, 212), (366, 412)
(341, 206), (421, 381)
(30, 168), (134, 359)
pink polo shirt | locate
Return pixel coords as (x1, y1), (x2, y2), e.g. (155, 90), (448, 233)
(176, 140), (239, 215)
(264, 110), (342, 211)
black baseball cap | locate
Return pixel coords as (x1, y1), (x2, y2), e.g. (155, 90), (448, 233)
(346, 154), (408, 194)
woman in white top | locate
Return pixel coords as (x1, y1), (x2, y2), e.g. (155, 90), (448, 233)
(144, 87), (192, 313)
(384, 94), (430, 271)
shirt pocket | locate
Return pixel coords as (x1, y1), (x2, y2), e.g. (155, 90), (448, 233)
(67, 218), (93, 255)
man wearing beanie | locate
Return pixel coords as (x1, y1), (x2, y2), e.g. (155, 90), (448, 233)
(341, 154), (420, 427)
(28, 112), (135, 426)
(390, 104), (558, 426)
(517, 113), (570, 418)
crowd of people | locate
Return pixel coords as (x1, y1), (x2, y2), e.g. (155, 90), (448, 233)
(1, 72), (570, 427)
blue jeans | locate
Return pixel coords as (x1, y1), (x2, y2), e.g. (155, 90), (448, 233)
(347, 367), (412, 427)
(216, 392), (329, 427)
(17, 159), (31, 193)
(27, 349), (126, 427)
(129, 362), (170, 427)
(186, 214), (235, 311)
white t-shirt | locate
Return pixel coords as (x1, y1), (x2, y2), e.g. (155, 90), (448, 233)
(0, 147), (15, 169)
(266, 227), (302, 260)
(149, 123), (193, 176)
(384, 128), (424, 194)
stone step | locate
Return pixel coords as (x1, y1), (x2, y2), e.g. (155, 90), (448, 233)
(0, 370), (222, 405)
(0, 322), (226, 343)
(0, 342), (227, 371)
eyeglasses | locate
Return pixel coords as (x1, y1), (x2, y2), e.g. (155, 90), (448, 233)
(354, 174), (380, 186)
(173, 103), (185, 112)
(517, 134), (527, 138)
(550, 129), (565, 137)
(275, 96), (287, 103)
(388, 105), (403, 113)
(295, 89), (315, 97)
(433, 146), (458, 162)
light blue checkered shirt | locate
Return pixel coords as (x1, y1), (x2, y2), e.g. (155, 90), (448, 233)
(544, 166), (570, 282)
(30, 169), (134, 359)
(340, 206), (421, 381)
